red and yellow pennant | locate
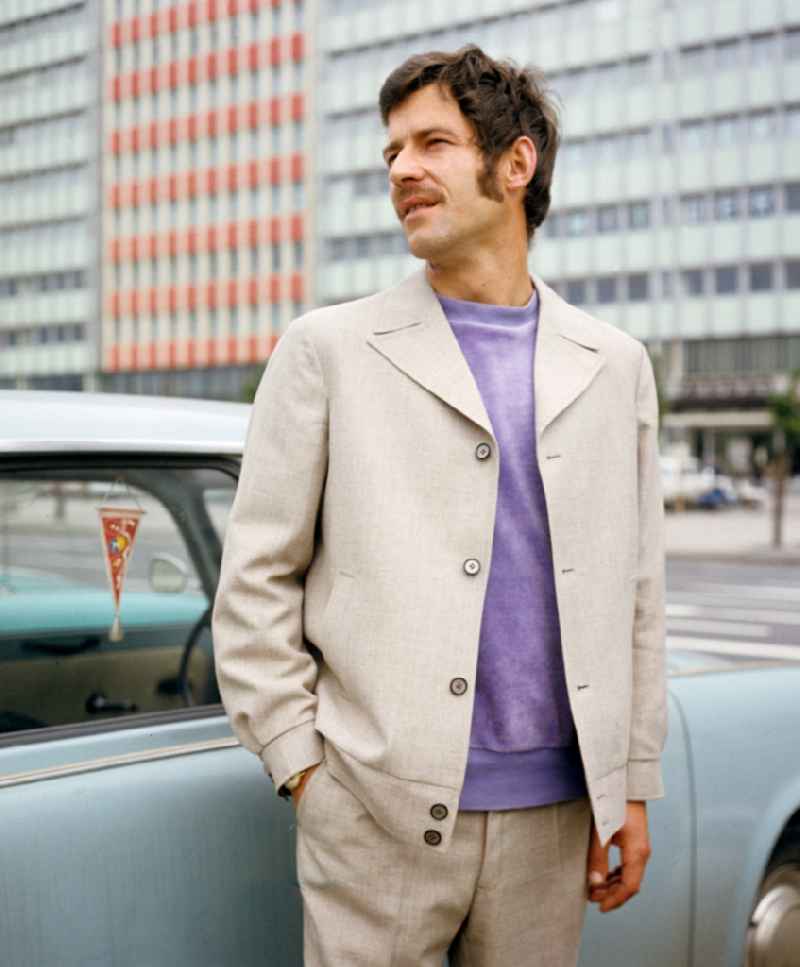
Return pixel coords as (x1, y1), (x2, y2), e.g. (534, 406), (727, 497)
(97, 506), (145, 642)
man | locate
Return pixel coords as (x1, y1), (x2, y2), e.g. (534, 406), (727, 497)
(213, 44), (666, 967)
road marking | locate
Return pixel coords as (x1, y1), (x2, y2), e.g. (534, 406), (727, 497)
(668, 591), (800, 613)
(667, 602), (800, 625)
(667, 636), (800, 661)
(695, 582), (800, 601)
(666, 618), (770, 637)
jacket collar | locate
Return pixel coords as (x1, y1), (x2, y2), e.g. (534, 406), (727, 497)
(366, 269), (605, 442)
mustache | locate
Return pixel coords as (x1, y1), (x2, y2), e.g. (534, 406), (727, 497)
(393, 190), (443, 211)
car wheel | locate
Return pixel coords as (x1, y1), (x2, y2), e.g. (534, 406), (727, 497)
(746, 831), (800, 967)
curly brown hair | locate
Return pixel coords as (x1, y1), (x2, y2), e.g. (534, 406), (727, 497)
(379, 45), (561, 242)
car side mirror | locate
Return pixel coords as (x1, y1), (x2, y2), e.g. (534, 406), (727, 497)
(149, 554), (189, 594)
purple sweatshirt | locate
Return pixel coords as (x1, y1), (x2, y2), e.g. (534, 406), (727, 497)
(436, 286), (587, 811)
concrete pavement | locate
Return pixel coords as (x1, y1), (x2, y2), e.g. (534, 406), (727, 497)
(665, 489), (800, 564)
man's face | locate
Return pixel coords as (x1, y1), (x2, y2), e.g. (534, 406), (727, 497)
(383, 85), (506, 263)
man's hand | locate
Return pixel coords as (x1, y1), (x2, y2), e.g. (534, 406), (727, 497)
(586, 801), (651, 913)
(290, 763), (320, 808)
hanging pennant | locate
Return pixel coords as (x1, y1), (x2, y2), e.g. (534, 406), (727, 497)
(97, 480), (145, 642)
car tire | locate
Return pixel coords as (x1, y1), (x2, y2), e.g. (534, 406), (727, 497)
(745, 829), (800, 967)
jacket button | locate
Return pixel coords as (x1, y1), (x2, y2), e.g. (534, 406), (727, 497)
(450, 677), (468, 696)
(430, 803), (448, 821)
(475, 442), (491, 460)
(424, 829), (442, 846)
(463, 558), (480, 576)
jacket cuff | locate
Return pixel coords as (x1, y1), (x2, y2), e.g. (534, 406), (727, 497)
(260, 720), (324, 794)
(626, 759), (665, 800)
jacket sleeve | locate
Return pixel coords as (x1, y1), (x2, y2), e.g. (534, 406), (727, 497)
(212, 317), (327, 793)
(627, 342), (668, 800)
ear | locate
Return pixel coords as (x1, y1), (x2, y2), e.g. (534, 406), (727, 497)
(504, 135), (537, 192)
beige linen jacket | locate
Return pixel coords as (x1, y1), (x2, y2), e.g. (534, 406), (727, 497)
(212, 269), (667, 850)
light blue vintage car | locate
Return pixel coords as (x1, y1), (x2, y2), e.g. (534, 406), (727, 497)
(1, 390), (799, 967)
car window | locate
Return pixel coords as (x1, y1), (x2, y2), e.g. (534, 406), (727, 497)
(0, 463), (236, 736)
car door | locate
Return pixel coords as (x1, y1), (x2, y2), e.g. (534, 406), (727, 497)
(0, 454), (303, 967)
(578, 690), (693, 967)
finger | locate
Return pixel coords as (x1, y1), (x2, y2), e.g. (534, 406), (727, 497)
(599, 858), (647, 912)
(586, 824), (609, 891)
(621, 847), (650, 897)
(599, 882), (632, 913)
(588, 866), (624, 904)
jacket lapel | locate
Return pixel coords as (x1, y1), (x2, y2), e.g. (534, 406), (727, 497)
(530, 272), (606, 441)
(365, 269), (606, 443)
(366, 270), (494, 436)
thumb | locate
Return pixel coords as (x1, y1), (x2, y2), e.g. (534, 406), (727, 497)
(587, 821), (609, 888)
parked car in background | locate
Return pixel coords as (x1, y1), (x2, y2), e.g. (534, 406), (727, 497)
(661, 454), (768, 511)
(2, 391), (799, 967)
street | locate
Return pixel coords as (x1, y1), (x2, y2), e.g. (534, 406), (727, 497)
(667, 559), (800, 658)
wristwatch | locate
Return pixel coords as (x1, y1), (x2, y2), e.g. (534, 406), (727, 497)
(280, 767), (310, 798)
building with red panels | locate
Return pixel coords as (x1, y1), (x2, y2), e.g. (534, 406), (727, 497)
(103, 0), (310, 400)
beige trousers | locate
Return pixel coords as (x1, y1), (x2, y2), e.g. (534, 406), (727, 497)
(295, 759), (593, 967)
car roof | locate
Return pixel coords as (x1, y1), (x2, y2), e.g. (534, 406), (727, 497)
(0, 391), (250, 456)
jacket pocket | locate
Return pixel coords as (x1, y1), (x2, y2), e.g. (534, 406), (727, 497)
(295, 759), (327, 826)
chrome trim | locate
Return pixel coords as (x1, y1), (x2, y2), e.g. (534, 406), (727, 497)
(0, 441), (243, 455)
(0, 736), (240, 788)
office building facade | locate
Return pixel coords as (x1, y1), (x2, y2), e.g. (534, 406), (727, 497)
(316, 0), (800, 469)
(102, 0), (311, 401)
(0, 0), (103, 391)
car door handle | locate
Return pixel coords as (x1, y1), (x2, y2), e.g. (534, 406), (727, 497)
(85, 692), (138, 715)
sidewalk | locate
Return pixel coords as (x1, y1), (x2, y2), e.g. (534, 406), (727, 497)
(665, 492), (800, 565)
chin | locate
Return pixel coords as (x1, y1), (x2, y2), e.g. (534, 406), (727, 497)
(406, 231), (453, 262)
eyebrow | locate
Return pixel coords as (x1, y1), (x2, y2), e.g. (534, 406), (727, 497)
(381, 127), (459, 163)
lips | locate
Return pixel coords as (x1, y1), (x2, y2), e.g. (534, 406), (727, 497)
(401, 200), (438, 220)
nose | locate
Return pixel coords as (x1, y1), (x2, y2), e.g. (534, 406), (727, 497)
(389, 145), (425, 186)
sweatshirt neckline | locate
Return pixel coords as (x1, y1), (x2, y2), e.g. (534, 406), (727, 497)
(435, 285), (539, 327)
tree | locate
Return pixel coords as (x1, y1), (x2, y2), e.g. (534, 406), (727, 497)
(766, 369), (800, 549)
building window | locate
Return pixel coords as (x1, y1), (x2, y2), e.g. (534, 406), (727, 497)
(714, 39), (741, 71)
(749, 110), (777, 139)
(566, 279), (587, 305)
(564, 209), (590, 237)
(786, 260), (800, 289)
(714, 265), (738, 294)
(786, 105), (800, 138)
(715, 114), (745, 146)
(714, 190), (739, 220)
(627, 128), (651, 157)
(596, 276), (617, 304)
(748, 186), (775, 217)
(681, 45), (708, 74)
(682, 194), (707, 224)
(750, 33), (778, 67)
(543, 213), (560, 238)
(628, 201), (650, 230)
(627, 273), (649, 302)
(680, 120), (708, 150)
(597, 205), (619, 233)
(681, 269), (705, 296)
(785, 182), (800, 212)
(748, 263), (774, 292)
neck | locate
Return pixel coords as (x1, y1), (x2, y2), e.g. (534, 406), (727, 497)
(425, 249), (534, 307)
